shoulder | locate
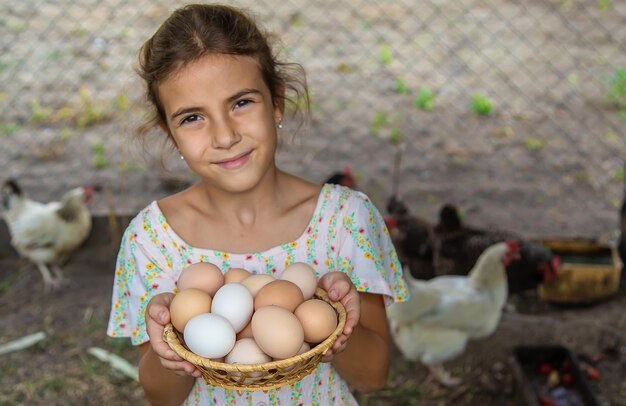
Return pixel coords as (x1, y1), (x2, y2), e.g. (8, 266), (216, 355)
(122, 201), (161, 240)
(322, 184), (377, 213)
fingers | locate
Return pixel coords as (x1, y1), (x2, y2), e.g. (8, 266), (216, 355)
(146, 292), (174, 325)
(341, 289), (360, 336)
(145, 293), (183, 362)
(319, 272), (351, 301)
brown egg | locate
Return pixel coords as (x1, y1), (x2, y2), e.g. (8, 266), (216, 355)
(169, 288), (212, 332)
(280, 262), (318, 300)
(177, 262), (224, 296)
(224, 268), (251, 284)
(254, 280), (304, 312)
(240, 274), (275, 297)
(236, 320), (254, 340)
(294, 299), (338, 344)
(251, 306), (304, 359)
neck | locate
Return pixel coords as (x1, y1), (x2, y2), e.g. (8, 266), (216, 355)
(469, 259), (507, 292)
(198, 169), (287, 228)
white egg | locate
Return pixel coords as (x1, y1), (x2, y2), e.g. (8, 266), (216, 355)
(211, 283), (254, 333)
(184, 313), (235, 359)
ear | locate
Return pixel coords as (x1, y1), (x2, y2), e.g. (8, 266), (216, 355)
(274, 85), (286, 123)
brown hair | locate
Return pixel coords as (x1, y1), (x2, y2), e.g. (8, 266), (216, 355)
(136, 3), (309, 141)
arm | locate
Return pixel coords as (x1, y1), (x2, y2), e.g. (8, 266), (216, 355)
(331, 293), (390, 393)
(318, 272), (390, 393)
(138, 293), (200, 406)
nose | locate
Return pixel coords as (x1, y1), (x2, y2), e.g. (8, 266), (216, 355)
(212, 116), (240, 149)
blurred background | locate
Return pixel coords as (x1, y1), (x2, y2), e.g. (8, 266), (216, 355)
(2, 1), (626, 404)
(2, 0), (625, 239)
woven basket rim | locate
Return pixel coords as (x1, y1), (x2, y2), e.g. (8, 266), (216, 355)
(163, 287), (347, 374)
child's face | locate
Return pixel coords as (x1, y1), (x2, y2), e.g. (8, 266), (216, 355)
(158, 54), (282, 193)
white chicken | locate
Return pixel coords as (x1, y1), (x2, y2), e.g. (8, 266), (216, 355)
(1, 179), (95, 291)
(387, 241), (520, 386)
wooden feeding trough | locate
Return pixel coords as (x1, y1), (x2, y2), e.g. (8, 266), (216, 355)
(538, 239), (622, 305)
(510, 345), (599, 406)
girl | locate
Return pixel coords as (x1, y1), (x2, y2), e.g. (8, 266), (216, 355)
(107, 4), (408, 405)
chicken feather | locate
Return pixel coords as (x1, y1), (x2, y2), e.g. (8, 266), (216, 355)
(1, 180), (94, 291)
(387, 241), (519, 386)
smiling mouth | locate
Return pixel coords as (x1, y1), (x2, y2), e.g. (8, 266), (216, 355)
(214, 151), (252, 169)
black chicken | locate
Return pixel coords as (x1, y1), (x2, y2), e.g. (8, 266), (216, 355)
(385, 196), (437, 280)
(434, 204), (560, 295)
(324, 166), (356, 189)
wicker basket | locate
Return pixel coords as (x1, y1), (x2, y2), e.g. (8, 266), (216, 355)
(163, 287), (347, 391)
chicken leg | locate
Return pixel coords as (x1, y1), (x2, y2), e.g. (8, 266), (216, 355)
(428, 363), (461, 387)
(36, 263), (58, 292)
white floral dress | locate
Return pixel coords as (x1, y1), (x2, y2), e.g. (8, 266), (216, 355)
(107, 184), (408, 405)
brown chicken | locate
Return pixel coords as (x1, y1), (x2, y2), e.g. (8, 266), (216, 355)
(1, 179), (96, 291)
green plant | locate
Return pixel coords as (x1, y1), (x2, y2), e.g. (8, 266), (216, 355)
(92, 143), (109, 169)
(395, 78), (409, 95)
(379, 45), (393, 65)
(1, 122), (23, 136)
(415, 87), (434, 111)
(598, 0), (612, 11)
(390, 127), (403, 144)
(370, 111), (390, 136)
(31, 99), (53, 123)
(76, 86), (106, 127)
(115, 92), (130, 113)
(615, 166), (625, 182)
(606, 67), (626, 108)
(524, 137), (545, 150)
(470, 93), (493, 116)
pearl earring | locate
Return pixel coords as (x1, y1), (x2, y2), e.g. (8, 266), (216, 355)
(277, 122), (283, 129)
(180, 154), (184, 160)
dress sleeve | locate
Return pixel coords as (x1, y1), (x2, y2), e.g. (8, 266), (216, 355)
(335, 190), (409, 306)
(106, 215), (177, 345)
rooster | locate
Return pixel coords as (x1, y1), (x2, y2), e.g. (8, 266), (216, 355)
(433, 204), (560, 295)
(387, 241), (520, 386)
(1, 179), (96, 291)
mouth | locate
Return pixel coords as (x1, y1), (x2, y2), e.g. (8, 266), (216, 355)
(213, 151), (252, 170)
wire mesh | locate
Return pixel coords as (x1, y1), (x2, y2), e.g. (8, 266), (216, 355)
(1, 0), (625, 239)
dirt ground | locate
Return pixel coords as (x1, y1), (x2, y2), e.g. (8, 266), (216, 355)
(1, 217), (625, 406)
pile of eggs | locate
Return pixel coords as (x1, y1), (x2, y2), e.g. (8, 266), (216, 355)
(169, 262), (338, 366)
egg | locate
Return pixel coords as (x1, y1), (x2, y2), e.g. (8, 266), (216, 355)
(240, 274), (275, 297)
(169, 288), (212, 332)
(236, 320), (254, 340)
(211, 283), (254, 333)
(251, 306), (304, 359)
(294, 299), (338, 344)
(224, 267), (251, 284)
(225, 338), (272, 365)
(177, 262), (224, 296)
(184, 313), (236, 359)
(254, 280), (304, 312)
(280, 262), (318, 300)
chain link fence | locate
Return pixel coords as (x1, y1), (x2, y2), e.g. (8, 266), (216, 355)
(2, 0), (625, 239)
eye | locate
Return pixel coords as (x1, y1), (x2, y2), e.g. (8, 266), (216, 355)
(234, 99), (253, 109)
(180, 114), (202, 125)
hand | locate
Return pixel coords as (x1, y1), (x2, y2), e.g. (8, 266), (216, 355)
(317, 271), (361, 362)
(145, 292), (202, 378)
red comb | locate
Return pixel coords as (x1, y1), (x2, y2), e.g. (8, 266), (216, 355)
(506, 240), (520, 251)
